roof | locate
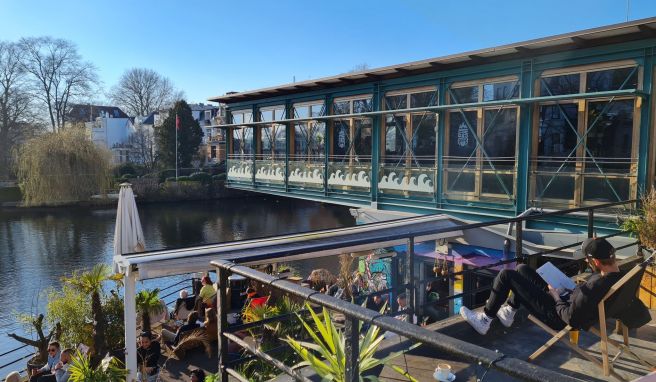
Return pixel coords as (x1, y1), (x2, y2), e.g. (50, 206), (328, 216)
(141, 111), (157, 125)
(189, 103), (219, 111)
(67, 104), (129, 122)
(209, 16), (656, 104)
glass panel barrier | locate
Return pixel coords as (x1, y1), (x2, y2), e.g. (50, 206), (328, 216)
(287, 158), (324, 190)
(254, 158), (285, 186)
(327, 161), (371, 193)
(378, 165), (435, 196)
(226, 157), (253, 183)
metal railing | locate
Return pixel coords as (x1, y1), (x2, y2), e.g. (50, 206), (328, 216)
(208, 199), (640, 382)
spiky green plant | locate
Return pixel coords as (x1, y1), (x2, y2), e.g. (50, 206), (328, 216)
(285, 303), (417, 382)
(135, 288), (164, 333)
(68, 351), (128, 382)
(64, 264), (123, 360)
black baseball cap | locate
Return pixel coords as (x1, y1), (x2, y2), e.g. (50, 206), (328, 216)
(581, 238), (615, 260)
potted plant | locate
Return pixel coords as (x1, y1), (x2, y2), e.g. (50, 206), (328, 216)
(135, 288), (164, 333)
(68, 350), (128, 382)
(621, 190), (656, 251)
(284, 303), (418, 381)
(8, 313), (61, 373)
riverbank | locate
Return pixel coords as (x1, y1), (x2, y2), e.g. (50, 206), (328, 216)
(0, 179), (253, 209)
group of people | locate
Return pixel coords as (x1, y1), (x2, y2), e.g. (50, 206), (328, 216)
(2, 342), (72, 382)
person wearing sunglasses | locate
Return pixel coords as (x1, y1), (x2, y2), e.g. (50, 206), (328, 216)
(29, 342), (60, 382)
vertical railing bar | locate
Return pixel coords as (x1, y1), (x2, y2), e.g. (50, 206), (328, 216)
(217, 267), (229, 382)
(406, 236), (415, 316)
(588, 209), (594, 238)
(344, 316), (360, 382)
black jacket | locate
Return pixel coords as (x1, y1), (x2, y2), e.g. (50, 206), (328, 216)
(555, 271), (623, 330)
(137, 341), (161, 373)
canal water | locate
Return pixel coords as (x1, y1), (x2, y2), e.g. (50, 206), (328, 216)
(0, 197), (354, 375)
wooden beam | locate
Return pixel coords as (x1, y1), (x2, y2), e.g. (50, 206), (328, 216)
(638, 25), (656, 37)
(570, 36), (588, 47)
(364, 73), (380, 79)
(429, 62), (445, 69)
(395, 67), (413, 74)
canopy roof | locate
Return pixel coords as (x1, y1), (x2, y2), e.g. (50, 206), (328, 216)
(209, 17), (656, 104)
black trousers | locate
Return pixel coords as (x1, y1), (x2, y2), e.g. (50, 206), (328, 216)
(30, 373), (56, 382)
(484, 264), (566, 330)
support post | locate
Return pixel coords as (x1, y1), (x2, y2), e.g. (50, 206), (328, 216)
(637, 47), (654, 194)
(587, 209), (594, 238)
(516, 221), (525, 265)
(285, 101), (291, 192)
(406, 237), (415, 317)
(344, 317), (360, 382)
(390, 256), (399, 312)
(516, 60), (534, 214)
(371, 83), (380, 205)
(436, 78), (446, 208)
(217, 267), (229, 382)
(123, 268), (138, 382)
(324, 95), (331, 195)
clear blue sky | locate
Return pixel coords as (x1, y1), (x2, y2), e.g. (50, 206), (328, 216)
(0, 0), (654, 104)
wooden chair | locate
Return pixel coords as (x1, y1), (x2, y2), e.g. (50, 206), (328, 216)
(527, 257), (656, 382)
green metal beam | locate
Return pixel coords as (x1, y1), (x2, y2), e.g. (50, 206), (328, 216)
(213, 89), (647, 129)
(637, 47), (654, 194)
(516, 60), (535, 213)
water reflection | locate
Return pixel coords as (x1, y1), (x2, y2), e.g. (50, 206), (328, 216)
(0, 197), (354, 367)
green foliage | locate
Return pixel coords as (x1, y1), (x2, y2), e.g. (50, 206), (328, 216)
(0, 186), (21, 202)
(115, 163), (136, 177)
(620, 190), (656, 250)
(135, 288), (163, 333)
(68, 351), (128, 382)
(190, 171), (212, 184)
(154, 100), (203, 168)
(159, 169), (176, 183)
(212, 173), (226, 181)
(16, 129), (112, 205)
(165, 177), (177, 182)
(46, 284), (93, 348)
(285, 303), (418, 382)
(177, 175), (192, 181)
(103, 292), (125, 351)
(119, 173), (134, 181)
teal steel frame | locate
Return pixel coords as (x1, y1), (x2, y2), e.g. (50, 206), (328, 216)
(220, 37), (656, 222)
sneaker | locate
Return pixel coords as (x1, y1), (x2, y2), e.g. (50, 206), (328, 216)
(496, 305), (517, 328)
(459, 306), (492, 335)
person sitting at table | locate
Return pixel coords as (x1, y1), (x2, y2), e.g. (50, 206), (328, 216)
(173, 290), (195, 320)
(162, 311), (201, 346)
(190, 369), (206, 382)
(195, 276), (216, 317)
(136, 331), (160, 382)
(30, 341), (60, 382)
(53, 348), (72, 382)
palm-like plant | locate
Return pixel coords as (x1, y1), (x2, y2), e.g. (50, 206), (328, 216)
(285, 303), (417, 382)
(68, 350), (128, 382)
(136, 288), (164, 333)
(65, 264), (122, 360)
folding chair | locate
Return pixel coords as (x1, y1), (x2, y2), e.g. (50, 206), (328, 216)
(527, 255), (656, 382)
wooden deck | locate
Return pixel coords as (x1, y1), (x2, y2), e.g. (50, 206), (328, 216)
(156, 309), (655, 382)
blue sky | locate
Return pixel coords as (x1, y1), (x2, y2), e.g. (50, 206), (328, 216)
(0, 0), (654, 104)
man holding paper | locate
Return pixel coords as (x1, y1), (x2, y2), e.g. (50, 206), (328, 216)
(460, 237), (623, 335)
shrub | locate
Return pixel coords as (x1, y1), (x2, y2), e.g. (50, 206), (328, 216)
(165, 177), (177, 182)
(158, 169), (176, 183)
(212, 173), (226, 181)
(120, 173), (134, 181)
(46, 284), (93, 348)
(115, 163), (136, 177)
(16, 129), (112, 205)
(190, 172), (211, 184)
(177, 175), (191, 181)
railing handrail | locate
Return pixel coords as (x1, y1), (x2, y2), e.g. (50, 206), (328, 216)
(212, 260), (581, 382)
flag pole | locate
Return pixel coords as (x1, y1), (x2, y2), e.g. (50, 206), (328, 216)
(175, 112), (179, 180)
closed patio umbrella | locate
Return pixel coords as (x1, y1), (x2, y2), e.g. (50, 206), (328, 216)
(113, 183), (145, 272)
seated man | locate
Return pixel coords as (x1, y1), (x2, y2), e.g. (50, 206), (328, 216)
(172, 290), (195, 320)
(460, 238), (623, 335)
(30, 341), (60, 382)
(136, 331), (161, 382)
(162, 311), (201, 346)
(53, 348), (73, 382)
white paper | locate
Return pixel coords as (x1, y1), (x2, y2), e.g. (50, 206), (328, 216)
(536, 262), (577, 290)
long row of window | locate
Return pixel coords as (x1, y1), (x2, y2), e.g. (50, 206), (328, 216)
(227, 62), (642, 208)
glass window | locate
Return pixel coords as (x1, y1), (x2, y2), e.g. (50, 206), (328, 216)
(586, 67), (638, 92)
(412, 114), (437, 165)
(450, 86), (478, 104)
(585, 99), (634, 173)
(483, 108), (517, 169)
(410, 91), (437, 108)
(354, 119), (372, 157)
(583, 177), (630, 203)
(232, 113), (243, 125)
(483, 81), (519, 101)
(260, 110), (273, 122)
(332, 120), (350, 157)
(311, 104), (325, 117)
(353, 98), (373, 113)
(385, 94), (407, 110)
(294, 105), (310, 119)
(273, 107), (286, 120)
(448, 111), (477, 164)
(537, 104), (578, 171)
(540, 74), (580, 96)
(333, 101), (350, 115)
(384, 115), (406, 163)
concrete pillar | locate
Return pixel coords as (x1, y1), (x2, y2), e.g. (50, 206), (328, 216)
(123, 269), (138, 382)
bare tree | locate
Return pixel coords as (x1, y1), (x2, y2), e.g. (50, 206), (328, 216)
(109, 68), (184, 117)
(128, 122), (157, 170)
(0, 40), (41, 179)
(348, 63), (371, 73)
(19, 37), (98, 132)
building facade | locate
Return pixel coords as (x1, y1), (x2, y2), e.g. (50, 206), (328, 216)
(209, 18), (656, 220)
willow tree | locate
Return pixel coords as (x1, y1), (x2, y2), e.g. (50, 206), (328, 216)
(16, 129), (111, 205)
